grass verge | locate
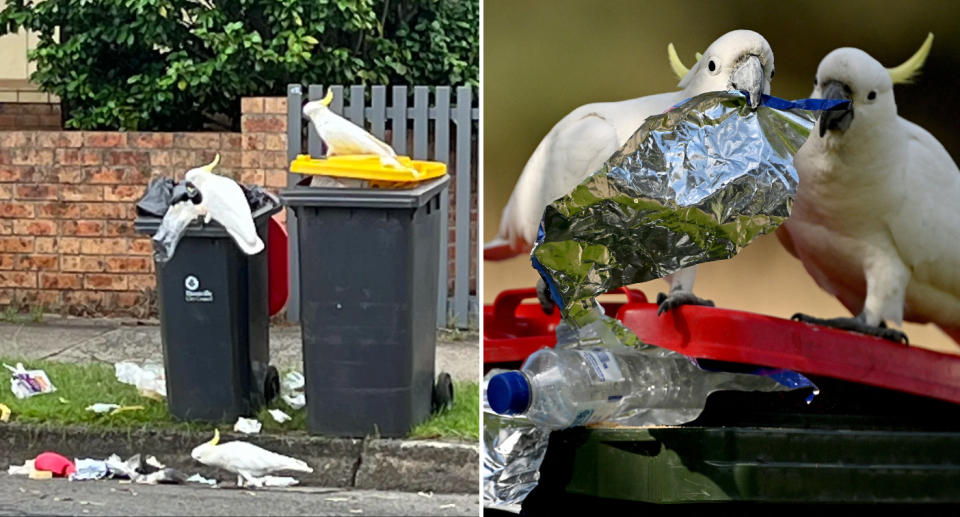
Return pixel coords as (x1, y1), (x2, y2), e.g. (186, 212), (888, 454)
(0, 357), (479, 441)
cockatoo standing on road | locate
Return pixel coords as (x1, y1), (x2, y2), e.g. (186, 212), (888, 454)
(191, 429), (313, 488)
(184, 154), (264, 255)
(778, 33), (960, 346)
(486, 30), (776, 315)
(303, 88), (404, 168)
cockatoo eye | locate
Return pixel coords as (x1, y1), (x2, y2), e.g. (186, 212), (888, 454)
(814, 77), (818, 87)
(867, 91), (877, 101)
(770, 68), (775, 80)
(708, 60), (717, 73)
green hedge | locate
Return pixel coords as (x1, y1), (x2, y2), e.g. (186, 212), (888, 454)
(0, 0), (478, 131)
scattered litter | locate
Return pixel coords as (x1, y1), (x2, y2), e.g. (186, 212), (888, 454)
(115, 362), (166, 400)
(136, 468), (187, 485)
(326, 497), (350, 502)
(349, 510), (363, 514)
(0, 403), (10, 422)
(34, 452), (76, 477)
(86, 404), (121, 414)
(58, 397), (70, 404)
(186, 473), (217, 486)
(29, 470), (53, 480)
(145, 456), (165, 470)
(8, 460), (33, 476)
(5, 363), (56, 399)
(18, 487), (24, 493)
(439, 504), (456, 509)
(268, 409), (291, 424)
(281, 372), (305, 409)
(70, 459), (109, 481)
(79, 501), (105, 506)
(111, 405), (144, 415)
(418, 491), (434, 498)
(233, 417), (262, 434)
(245, 491), (257, 496)
(261, 476), (298, 487)
(105, 454), (141, 480)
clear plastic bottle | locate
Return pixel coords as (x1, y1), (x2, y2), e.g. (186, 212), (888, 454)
(487, 345), (802, 431)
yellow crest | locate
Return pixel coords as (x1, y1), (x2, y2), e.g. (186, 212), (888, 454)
(210, 428), (220, 446)
(888, 33), (934, 85)
(200, 153), (220, 172)
(321, 88), (335, 107)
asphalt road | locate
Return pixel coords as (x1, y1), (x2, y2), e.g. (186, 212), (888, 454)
(0, 477), (479, 516)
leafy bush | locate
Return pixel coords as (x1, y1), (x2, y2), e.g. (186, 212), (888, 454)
(0, 0), (478, 131)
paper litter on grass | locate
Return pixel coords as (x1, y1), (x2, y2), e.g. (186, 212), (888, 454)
(5, 363), (56, 399)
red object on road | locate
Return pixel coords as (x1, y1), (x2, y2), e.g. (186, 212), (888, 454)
(617, 302), (960, 406)
(483, 287), (647, 365)
(267, 215), (289, 317)
(34, 452), (75, 477)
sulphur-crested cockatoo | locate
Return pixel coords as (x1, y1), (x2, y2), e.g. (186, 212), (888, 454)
(778, 33), (960, 345)
(303, 88), (404, 168)
(184, 154), (264, 255)
(191, 429), (313, 488)
(485, 30), (775, 315)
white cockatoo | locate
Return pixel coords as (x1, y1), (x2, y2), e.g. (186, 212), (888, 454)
(778, 33), (960, 345)
(303, 88), (404, 168)
(485, 30), (776, 315)
(184, 154), (264, 255)
(191, 429), (313, 488)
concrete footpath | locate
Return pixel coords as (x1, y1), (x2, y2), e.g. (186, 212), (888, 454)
(0, 319), (480, 494)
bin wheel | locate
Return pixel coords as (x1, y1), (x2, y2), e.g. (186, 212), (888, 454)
(264, 365), (280, 404)
(432, 372), (455, 414)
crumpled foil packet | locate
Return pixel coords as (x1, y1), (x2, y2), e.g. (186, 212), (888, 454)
(532, 90), (850, 323)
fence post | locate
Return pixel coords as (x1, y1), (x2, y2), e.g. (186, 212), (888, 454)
(286, 84), (303, 323)
(434, 87), (452, 327)
(454, 86), (473, 329)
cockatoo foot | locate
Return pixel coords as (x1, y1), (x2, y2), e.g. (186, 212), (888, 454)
(536, 278), (555, 315)
(656, 290), (715, 316)
(790, 313), (909, 345)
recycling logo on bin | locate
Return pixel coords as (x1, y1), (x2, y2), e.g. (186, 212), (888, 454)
(184, 275), (213, 303)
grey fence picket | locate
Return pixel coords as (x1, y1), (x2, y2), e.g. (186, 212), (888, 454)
(286, 84), (477, 329)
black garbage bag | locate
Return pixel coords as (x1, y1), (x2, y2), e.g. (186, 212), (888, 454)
(239, 184), (271, 212)
(136, 178), (203, 217)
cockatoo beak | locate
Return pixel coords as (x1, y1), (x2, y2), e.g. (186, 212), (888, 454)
(729, 54), (765, 109)
(818, 81), (854, 137)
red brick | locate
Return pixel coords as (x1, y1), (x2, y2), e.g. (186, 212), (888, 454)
(128, 273), (155, 290)
(0, 185), (10, 199)
(0, 131), (32, 147)
(117, 292), (140, 307)
(129, 239), (153, 255)
(35, 237), (55, 253)
(84, 132), (127, 148)
(0, 254), (12, 270)
(150, 150), (173, 167)
(129, 133), (174, 148)
(34, 132), (71, 148)
(222, 134), (242, 150)
(62, 220), (104, 236)
(59, 237), (82, 254)
(13, 149), (54, 166)
(56, 149), (101, 165)
(0, 220), (10, 235)
(56, 166), (85, 183)
(265, 169), (287, 187)
(15, 255), (57, 271)
(87, 167), (127, 183)
(105, 257), (151, 272)
(242, 115), (286, 133)
(241, 98), (264, 114)
(16, 185), (57, 200)
(78, 203), (127, 220)
(61, 185), (103, 201)
(15, 115), (40, 128)
(14, 219), (57, 236)
(0, 165), (18, 181)
(0, 272), (36, 288)
(104, 186), (141, 202)
(124, 167), (154, 185)
(62, 256), (105, 272)
(0, 203), (34, 218)
(40, 272), (82, 290)
(261, 152), (287, 168)
(36, 201), (80, 219)
(217, 151), (241, 168)
(174, 133), (220, 150)
(18, 166), (56, 183)
(0, 237), (33, 252)
(80, 238), (128, 255)
(242, 151), (261, 168)
(263, 98), (287, 114)
(171, 150), (198, 168)
(0, 288), (12, 304)
(0, 116), (16, 129)
(265, 134), (286, 151)
(83, 274), (127, 290)
(35, 290), (60, 306)
(105, 221), (135, 236)
(106, 150), (150, 167)
(62, 290), (104, 306)
(242, 134), (266, 151)
(239, 169), (264, 185)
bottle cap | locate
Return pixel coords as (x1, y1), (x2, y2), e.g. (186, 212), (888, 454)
(487, 371), (531, 416)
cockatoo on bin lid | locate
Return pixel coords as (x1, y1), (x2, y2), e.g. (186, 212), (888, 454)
(184, 154), (264, 256)
(485, 30), (776, 316)
(191, 429), (313, 488)
(778, 33), (960, 346)
(303, 88), (405, 169)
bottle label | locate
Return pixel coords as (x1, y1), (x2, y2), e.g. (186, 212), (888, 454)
(576, 348), (624, 383)
(567, 402), (619, 429)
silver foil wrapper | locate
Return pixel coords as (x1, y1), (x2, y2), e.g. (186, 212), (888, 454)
(532, 90), (847, 323)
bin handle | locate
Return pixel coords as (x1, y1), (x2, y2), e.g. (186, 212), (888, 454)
(492, 287), (647, 327)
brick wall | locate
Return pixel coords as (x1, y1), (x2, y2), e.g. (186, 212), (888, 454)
(0, 103), (62, 131)
(0, 97), (475, 317)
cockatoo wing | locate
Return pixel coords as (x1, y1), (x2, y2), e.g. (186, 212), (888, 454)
(196, 174), (264, 255)
(888, 119), (960, 327)
(205, 442), (312, 477)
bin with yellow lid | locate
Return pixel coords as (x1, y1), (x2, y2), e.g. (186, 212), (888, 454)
(289, 154), (447, 189)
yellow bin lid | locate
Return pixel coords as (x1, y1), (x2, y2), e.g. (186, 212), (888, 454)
(289, 155), (447, 187)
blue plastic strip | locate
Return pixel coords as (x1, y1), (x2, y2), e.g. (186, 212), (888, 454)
(693, 359), (820, 403)
(670, 90), (850, 113)
(531, 218), (564, 309)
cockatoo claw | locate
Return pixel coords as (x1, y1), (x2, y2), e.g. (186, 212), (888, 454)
(790, 313), (909, 345)
(536, 278), (555, 316)
(656, 290), (715, 316)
